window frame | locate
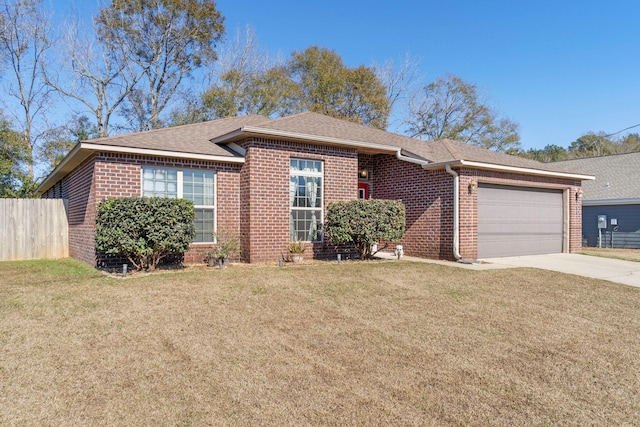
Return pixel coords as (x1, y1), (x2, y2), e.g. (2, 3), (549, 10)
(289, 158), (324, 243)
(141, 166), (217, 244)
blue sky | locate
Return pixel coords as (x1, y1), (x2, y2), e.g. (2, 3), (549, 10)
(214, 0), (640, 150)
(51, 0), (639, 151)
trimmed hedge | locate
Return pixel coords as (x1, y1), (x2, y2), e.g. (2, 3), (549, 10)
(95, 197), (196, 270)
(325, 199), (405, 259)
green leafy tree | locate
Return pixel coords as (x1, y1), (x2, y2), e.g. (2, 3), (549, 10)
(244, 65), (301, 117)
(406, 73), (520, 152)
(95, 197), (196, 271)
(568, 133), (615, 158)
(0, 116), (30, 197)
(196, 46), (390, 129)
(40, 115), (98, 172)
(567, 132), (640, 159)
(325, 199), (405, 259)
(620, 133), (640, 153)
(515, 144), (568, 162)
(195, 25), (277, 120)
(287, 46), (389, 129)
(95, 0), (225, 130)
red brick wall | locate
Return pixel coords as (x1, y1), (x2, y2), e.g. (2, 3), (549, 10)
(93, 153), (242, 265)
(373, 154), (583, 261)
(64, 154), (98, 265)
(239, 137), (358, 262)
(45, 152), (242, 267)
(44, 143), (583, 267)
(373, 155), (455, 259)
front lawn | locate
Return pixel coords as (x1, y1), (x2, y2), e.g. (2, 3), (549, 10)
(1, 259), (639, 425)
(580, 247), (640, 262)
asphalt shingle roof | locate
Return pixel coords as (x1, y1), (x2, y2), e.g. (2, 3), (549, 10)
(85, 114), (270, 157)
(246, 112), (574, 173)
(82, 111), (584, 175)
(554, 152), (640, 200)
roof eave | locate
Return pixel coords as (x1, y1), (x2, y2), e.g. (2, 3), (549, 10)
(36, 142), (245, 196)
(212, 126), (402, 154)
(582, 198), (640, 206)
(421, 160), (595, 180)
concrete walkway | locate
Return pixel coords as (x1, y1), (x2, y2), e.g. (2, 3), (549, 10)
(377, 252), (640, 288)
(482, 253), (640, 288)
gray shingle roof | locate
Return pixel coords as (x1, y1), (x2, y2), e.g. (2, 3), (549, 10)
(249, 112), (578, 173)
(554, 152), (640, 201)
(39, 111), (594, 196)
(80, 111), (585, 175)
(85, 114), (270, 157)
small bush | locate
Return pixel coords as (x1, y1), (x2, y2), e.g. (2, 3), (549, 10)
(288, 240), (306, 254)
(210, 227), (240, 261)
(95, 197), (196, 271)
(325, 199), (405, 259)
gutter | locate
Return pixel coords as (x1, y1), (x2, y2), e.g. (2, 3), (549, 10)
(36, 142), (245, 196)
(582, 198), (640, 206)
(215, 126), (402, 153)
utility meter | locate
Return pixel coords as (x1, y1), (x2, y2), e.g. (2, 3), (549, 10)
(597, 215), (607, 229)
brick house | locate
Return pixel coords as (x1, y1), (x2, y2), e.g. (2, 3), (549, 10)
(37, 112), (593, 266)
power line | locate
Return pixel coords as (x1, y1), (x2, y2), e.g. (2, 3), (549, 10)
(604, 123), (640, 138)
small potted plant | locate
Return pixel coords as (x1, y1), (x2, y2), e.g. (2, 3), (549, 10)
(288, 240), (306, 263)
(206, 228), (240, 268)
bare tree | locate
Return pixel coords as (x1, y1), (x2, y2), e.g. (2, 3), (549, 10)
(406, 74), (520, 152)
(0, 0), (52, 179)
(45, 15), (142, 138)
(95, 0), (225, 130)
(373, 53), (424, 132)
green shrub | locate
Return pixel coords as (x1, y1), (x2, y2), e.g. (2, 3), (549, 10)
(325, 199), (405, 259)
(95, 197), (196, 271)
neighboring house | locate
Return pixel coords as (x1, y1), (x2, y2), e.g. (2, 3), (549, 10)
(37, 112), (593, 266)
(554, 152), (640, 248)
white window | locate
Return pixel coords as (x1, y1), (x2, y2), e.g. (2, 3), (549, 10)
(290, 158), (323, 242)
(142, 167), (216, 243)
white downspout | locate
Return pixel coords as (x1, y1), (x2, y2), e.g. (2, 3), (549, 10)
(395, 151), (464, 262)
(445, 164), (462, 261)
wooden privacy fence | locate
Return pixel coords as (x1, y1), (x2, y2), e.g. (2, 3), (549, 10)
(0, 199), (69, 261)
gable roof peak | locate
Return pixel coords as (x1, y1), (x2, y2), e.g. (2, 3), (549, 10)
(440, 139), (464, 160)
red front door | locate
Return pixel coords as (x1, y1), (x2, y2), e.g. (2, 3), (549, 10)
(358, 182), (369, 200)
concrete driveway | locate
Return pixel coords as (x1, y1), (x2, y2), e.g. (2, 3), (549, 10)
(482, 253), (640, 288)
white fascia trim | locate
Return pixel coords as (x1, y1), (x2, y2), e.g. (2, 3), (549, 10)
(420, 159), (595, 180)
(46, 142), (83, 180)
(36, 143), (85, 194)
(213, 126), (401, 153)
(459, 160), (595, 180)
(80, 143), (246, 163)
(582, 199), (640, 206)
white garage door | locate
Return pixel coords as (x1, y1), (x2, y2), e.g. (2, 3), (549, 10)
(478, 184), (564, 258)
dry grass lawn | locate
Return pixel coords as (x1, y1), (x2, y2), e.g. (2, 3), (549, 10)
(580, 247), (640, 262)
(1, 259), (639, 426)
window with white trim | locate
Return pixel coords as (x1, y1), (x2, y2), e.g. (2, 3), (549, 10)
(290, 158), (323, 242)
(142, 167), (215, 243)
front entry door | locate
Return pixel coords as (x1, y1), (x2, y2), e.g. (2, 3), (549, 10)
(358, 182), (369, 199)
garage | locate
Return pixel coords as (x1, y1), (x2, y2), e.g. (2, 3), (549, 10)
(478, 184), (564, 258)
